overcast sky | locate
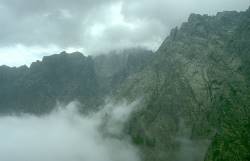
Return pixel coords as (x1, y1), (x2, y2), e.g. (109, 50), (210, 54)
(0, 0), (249, 66)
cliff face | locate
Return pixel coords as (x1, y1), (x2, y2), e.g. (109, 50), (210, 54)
(204, 8), (250, 161)
(115, 8), (250, 161)
(94, 48), (154, 95)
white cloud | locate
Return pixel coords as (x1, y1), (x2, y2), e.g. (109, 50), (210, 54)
(0, 100), (140, 161)
(0, 0), (249, 66)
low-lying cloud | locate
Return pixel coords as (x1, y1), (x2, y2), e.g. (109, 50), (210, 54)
(0, 101), (140, 161)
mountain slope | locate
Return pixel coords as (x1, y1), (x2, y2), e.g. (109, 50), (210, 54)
(114, 7), (250, 161)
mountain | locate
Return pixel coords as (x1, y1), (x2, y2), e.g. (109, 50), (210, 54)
(0, 7), (250, 161)
(0, 51), (100, 113)
(115, 7), (250, 161)
(0, 49), (153, 114)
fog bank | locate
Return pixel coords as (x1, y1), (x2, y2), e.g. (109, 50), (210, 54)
(0, 101), (140, 161)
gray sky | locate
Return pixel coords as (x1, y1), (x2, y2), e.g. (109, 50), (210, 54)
(0, 0), (249, 66)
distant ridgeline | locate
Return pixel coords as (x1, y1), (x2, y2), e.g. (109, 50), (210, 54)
(0, 7), (250, 161)
(0, 49), (153, 114)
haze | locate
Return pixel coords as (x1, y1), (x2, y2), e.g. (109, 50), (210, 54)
(0, 101), (140, 161)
